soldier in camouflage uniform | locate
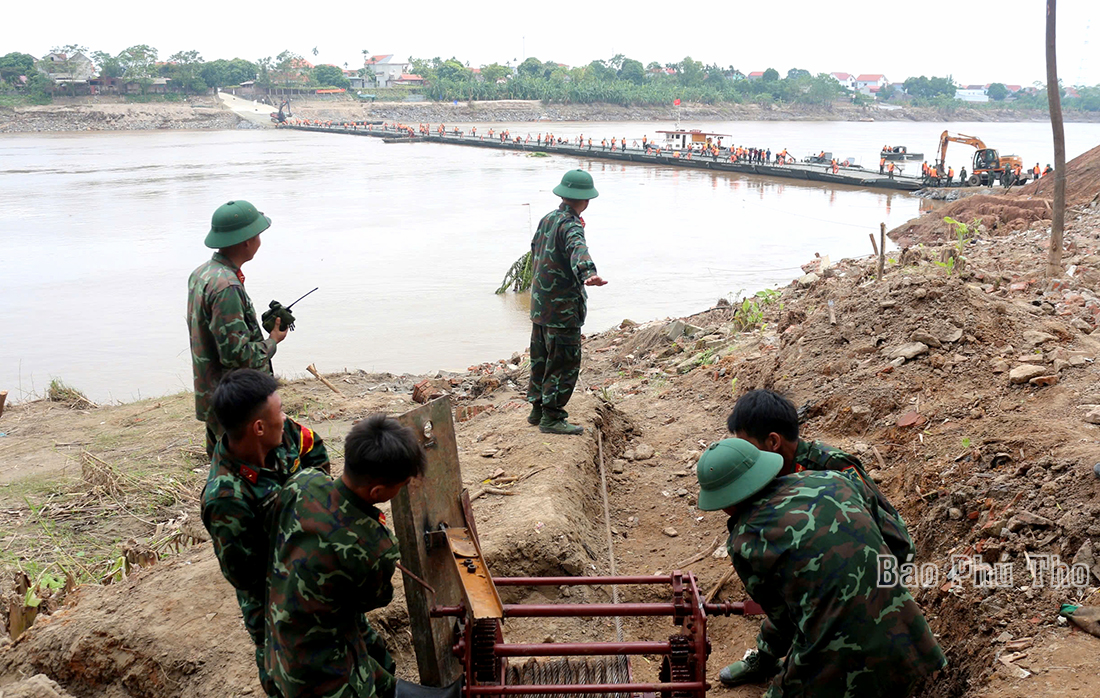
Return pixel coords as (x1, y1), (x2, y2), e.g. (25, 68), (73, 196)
(266, 413), (426, 698)
(720, 389), (915, 685)
(527, 170), (607, 436)
(201, 369), (330, 697)
(188, 200), (289, 457)
(696, 439), (946, 697)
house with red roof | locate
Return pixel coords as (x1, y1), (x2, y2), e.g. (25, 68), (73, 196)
(745, 71), (765, 81)
(855, 74), (888, 95)
(829, 72), (856, 91)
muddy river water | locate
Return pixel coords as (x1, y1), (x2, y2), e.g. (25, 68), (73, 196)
(3, 120), (1099, 403)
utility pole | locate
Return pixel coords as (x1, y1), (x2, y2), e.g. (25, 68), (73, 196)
(1046, 0), (1066, 278)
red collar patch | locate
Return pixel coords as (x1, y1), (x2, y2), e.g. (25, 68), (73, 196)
(235, 269), (246, 284)
(239, 465), (258, 484)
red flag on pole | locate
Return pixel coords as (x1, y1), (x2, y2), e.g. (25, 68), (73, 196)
(673, 98), (681, 106)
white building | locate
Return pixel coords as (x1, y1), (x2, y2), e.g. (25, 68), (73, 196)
(41, 51), (96, 82)
(829, 72), (856, 91)
(364, 55), (410, 88)
(956, 85), (989, 103)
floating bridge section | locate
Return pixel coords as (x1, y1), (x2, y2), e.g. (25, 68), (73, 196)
(279, 123), (923, 192)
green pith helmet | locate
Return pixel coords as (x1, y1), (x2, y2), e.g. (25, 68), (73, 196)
(552, 169), (599, 200)
(204, 200), (272, 249)
(695, 438), (784, 511)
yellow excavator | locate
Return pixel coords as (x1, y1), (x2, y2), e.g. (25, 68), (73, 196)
(936, 131), (1025, 187)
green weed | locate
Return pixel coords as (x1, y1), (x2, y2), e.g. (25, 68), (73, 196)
(731, 288), (782, 332)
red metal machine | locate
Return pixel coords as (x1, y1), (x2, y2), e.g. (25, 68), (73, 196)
(391, 398), (764, 698)
(432, 572), (759, 698)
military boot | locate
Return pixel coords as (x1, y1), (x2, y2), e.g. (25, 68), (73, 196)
(718, 649), (780, 687)
(538, 418), (584, 436)
(527, 404), (543, 426)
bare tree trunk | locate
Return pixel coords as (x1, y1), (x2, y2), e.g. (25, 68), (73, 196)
(1046, 0), (1067, 278)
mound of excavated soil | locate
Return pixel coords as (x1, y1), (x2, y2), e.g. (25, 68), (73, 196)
(891, 195), (1053, 248)
(1019, 143), (1100, 206)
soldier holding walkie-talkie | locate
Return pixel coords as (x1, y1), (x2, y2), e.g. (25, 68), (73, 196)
(187, 200), (307, 458)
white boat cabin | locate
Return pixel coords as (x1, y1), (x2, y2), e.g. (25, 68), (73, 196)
(656, 130), (731, 151)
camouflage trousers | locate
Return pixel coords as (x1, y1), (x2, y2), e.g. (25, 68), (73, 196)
(205, 413), (226, 459)
(755, 615), (793, 660)
(238, 588), (281, 697)
(527, 324), (582, 421)
(361, 621), (398, 698)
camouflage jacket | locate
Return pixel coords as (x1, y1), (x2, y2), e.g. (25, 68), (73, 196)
(728, 471), (946, 697)
(201, 418), (329, 598)
(530, 203), (597, 328)
(266, 469), (400, 698)
(794, 439), (914, 563)
(187, 253), (277, 421)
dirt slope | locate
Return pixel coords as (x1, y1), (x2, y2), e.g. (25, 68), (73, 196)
(1019, 143), (1100, 206)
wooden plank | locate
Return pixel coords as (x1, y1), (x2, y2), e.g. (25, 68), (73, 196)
(391, 396), (465, 687)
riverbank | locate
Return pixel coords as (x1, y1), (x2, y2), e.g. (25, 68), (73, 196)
(3, 95), (1099, 133)
(2, 193), (1100, 695)
(0, 96), (244, 133)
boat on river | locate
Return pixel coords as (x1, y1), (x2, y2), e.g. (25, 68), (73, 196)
(881, 146), (923, 161)
(657, 129), (731, 152)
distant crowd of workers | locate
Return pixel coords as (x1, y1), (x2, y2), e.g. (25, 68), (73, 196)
(276, 120), (1056, 186)
(901, 159), (1054, 187)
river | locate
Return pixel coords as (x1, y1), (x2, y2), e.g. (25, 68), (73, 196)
(3, 120), (1099, 404)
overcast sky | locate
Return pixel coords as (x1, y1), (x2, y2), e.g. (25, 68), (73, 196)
(4, 0), (1097, 87)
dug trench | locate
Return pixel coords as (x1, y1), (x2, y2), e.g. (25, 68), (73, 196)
(4, 158), (1100, 694)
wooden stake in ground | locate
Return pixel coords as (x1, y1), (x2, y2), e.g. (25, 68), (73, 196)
(878, 223), (886, 279)
(305, 364), (345, 397)
(1046, 0), (1066, 278)
(0, 390), (7, 419)
(706, 568), (736, 604)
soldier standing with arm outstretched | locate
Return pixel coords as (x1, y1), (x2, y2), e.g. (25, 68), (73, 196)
(526, 170), (607, 435)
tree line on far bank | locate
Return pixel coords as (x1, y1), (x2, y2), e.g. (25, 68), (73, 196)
(411, 56), (845, 107)
(0, 45), (368, 104)
(2, 45), (1099, 113)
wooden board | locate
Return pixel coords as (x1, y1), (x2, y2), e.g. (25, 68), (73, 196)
(392, 396), (465, 687)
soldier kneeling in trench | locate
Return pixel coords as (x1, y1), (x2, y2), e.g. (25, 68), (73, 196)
(265, 414), (426, 698)
(696, 436), (946, 696)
